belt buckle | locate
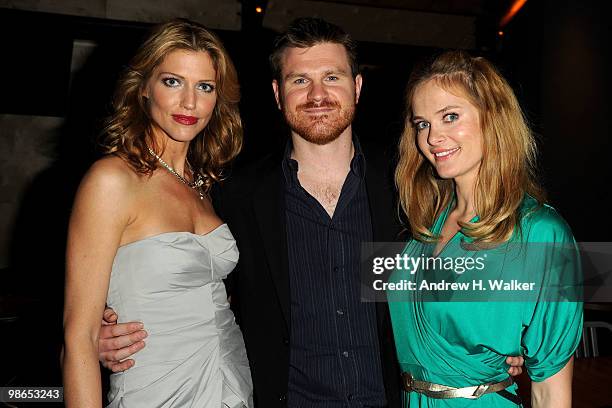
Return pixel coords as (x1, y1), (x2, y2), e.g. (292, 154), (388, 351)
(469, 383), (490, 399)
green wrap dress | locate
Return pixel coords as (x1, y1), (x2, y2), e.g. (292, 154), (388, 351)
(388, 196), (583, 407)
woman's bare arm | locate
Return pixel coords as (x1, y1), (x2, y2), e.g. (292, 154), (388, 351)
(62, 158), (133, 407)
(531, 356), (574, 408)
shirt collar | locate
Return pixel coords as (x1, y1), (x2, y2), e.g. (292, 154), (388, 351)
(281, 135), (366, 187)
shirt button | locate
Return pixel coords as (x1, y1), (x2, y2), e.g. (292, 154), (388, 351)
(342, 351), (349, 358)
(336, 309), (345, 316)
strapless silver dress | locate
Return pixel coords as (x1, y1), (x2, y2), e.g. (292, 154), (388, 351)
(105, 224), (253, 407)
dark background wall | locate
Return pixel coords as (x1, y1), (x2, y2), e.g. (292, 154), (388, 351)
(0, 0), (609, 400)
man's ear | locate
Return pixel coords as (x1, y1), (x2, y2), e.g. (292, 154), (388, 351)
(354, 74), (363, 104)
(272, 80), (281, 110)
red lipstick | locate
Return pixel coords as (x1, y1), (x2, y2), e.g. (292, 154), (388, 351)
(172, 114), (198, 125)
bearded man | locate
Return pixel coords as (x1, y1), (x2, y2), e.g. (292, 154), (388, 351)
(222, 18), (402, 407)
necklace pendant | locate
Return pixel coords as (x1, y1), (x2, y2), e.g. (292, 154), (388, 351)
(148, 146), (208, 201)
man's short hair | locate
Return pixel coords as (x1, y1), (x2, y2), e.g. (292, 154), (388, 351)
(269, 17), (359, 82)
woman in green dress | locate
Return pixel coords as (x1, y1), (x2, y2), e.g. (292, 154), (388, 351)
(390, 51), (582, 407)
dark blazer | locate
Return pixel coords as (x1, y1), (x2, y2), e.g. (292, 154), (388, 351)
(214, 141), (403, 407)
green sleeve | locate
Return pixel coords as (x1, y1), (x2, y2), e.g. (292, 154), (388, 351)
(520, 205), (583, 382)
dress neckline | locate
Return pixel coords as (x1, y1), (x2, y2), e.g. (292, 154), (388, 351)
(430, 201), (479, 257)
(117, 223), (228, 249)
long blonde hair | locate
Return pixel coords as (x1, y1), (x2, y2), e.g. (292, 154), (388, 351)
(100, 19), (242, 192)
(395, 51), (544, 243)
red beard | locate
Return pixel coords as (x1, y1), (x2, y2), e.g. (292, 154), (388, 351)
(283, 98), (355, 145)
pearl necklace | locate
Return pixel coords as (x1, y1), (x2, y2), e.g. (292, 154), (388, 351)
(147, 147), (206, 200)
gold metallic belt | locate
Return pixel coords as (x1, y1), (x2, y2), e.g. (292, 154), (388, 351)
(402, 372), (515, 400)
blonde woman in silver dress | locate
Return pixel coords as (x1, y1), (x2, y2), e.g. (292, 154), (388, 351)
(62, 19), (253, 407)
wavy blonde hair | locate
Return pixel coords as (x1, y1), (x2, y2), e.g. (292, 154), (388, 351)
(100, 19), (242, 192)
(395, 51), (544, 244)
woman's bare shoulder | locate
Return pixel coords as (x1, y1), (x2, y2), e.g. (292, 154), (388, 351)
(74, 156), (149, 209)
(84, 155), (144, 189)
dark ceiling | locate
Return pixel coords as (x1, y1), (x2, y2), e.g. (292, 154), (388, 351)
(308, 0), (496, 16)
